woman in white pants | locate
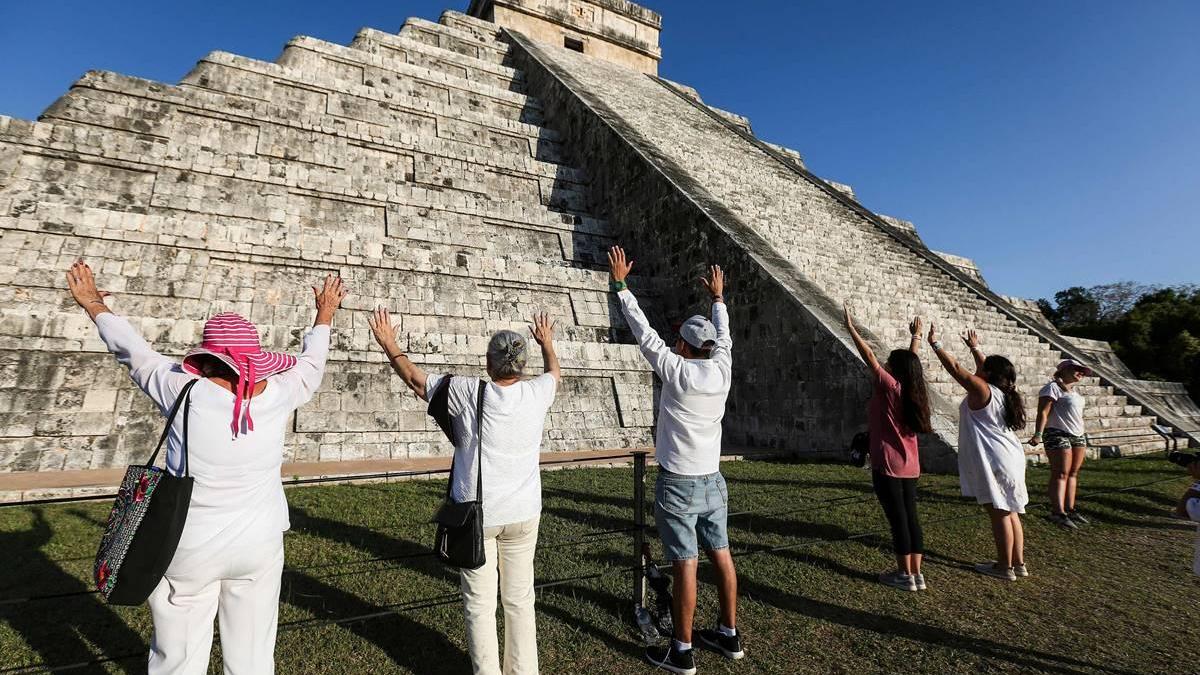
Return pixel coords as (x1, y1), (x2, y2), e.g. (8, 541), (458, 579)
(368, 306), (560, 675)
(67, 261), (347, 674)
(929, 326), (1030, 582)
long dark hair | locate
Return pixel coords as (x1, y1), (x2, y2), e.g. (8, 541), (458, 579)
(982, 354), (1026, 431)
(886, 350), (933, 434)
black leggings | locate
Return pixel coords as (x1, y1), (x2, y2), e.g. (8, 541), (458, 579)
(872, 471), (924, 556)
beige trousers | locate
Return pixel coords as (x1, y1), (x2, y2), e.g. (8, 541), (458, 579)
(459, 516), (540, 675)
(147, 535), (284, 675)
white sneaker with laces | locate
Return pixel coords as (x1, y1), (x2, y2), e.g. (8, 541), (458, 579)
(974, 561), (1017, 581)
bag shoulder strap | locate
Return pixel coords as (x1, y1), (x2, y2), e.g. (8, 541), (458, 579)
(443, 377), (487, 503)
(146, 378), (199, 472)
(473, 379), (485, 502)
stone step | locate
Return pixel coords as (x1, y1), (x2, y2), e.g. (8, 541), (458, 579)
(0, 201), (616, 297)
(399, 17), (513, 67)
(438, 10), (506, 43)
(277, 35), (536, 116)
(350, 28), (525, 94)
(39, 83), (586, 191)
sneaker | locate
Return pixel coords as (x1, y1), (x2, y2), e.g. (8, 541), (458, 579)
(646, 645), (697, 674)
(914, 573), (927, 591)
(1013, 563), (1029, 578)
(1067, 510), (1089, 525)
(878, 570), (918, 591)
(698, 627), (745, 660)
(974, 561), (1017, 581)
(1049, 512), (1078, 530)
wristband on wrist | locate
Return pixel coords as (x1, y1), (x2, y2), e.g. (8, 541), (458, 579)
(931, 340), (943, 351)
(712, 294), (724, 303)
(609, 280), (628, 292)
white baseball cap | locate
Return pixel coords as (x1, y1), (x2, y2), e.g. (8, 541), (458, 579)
(680, 315), (718, 349)
(1056, 358), (1093, 376)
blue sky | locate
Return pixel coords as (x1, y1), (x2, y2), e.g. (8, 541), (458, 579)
(2, 1), (1196, 301)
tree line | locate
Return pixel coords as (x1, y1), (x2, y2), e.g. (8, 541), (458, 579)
(1037, 282), (1199, 398)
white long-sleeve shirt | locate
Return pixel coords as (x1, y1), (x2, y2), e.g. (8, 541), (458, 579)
(95, 313), (329, 561)
(617, 289), (732, 476)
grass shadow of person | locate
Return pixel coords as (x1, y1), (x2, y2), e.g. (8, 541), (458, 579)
(738, 575), (1141, 675)
(0, 508), (145, 673)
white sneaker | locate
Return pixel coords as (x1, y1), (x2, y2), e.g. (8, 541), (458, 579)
(1013, 563), (1029, 578)
(914, 573), (927, 591)
(878, 570), (918, 591)
(1049, 512), (1078, 531)
(974, 561), (1017, 581)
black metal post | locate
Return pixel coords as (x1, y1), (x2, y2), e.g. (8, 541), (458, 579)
(632, 451), (648, 610)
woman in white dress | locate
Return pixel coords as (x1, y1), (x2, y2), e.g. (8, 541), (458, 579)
(928, 326), (1029, 582)
(67, 260), (347, 674)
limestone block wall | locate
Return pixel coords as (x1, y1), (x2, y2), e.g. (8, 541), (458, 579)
(508, 29), (1167, 460)
(507, 31), (961, 467)
(469, 0), (662, 74)
(0, 11), (657, 474)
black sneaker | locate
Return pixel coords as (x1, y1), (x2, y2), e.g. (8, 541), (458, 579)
(1067, 510), (1089, 525)
(645, 645), (697, 674)
(698, 627), (745, 660)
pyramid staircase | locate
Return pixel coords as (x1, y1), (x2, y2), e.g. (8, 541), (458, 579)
(0, 11), (659, 473)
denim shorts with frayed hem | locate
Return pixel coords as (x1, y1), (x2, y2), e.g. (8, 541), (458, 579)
(655, 470), (730, 562)
(1045, 428), (1087, 452)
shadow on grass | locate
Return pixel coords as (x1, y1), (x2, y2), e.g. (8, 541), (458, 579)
(0, 509), (143, 674)
(537, 582), (643, 659)
(284, 570), (470, 674)
(738, 575), (1141, 675)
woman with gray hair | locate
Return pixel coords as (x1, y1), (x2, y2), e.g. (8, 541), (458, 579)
(368, 307), (560, 675)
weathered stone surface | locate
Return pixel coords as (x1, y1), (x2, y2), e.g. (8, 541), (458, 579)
(508, 28), (1178, 464)
(0, 3), (1192, 479)
(0, 12), (658, 473)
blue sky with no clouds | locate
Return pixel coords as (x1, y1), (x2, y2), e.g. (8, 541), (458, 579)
(1, 0), (1196, 301)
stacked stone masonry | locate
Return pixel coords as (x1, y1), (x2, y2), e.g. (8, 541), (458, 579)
(0, 11), (659, 473)
(509, 32), (1170, 464)
(0, 5), (1187, 477)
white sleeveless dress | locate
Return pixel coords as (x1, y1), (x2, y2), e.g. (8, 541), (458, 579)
(958, 385), (1029, 513)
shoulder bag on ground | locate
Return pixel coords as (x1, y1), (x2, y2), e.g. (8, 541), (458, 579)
(94, 378), (198, 605)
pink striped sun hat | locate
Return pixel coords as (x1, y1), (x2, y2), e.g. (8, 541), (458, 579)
(182, 313), (298, 436)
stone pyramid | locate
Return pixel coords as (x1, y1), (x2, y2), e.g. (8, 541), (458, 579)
(0, 0), (1193, 479)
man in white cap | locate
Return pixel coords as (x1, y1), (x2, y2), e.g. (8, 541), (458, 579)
(607, 246), (741, 675)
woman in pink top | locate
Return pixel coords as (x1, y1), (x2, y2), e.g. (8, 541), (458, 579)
(844, 307), (933, 592)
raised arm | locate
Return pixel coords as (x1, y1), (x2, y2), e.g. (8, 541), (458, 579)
(276, 275), (346, 407)
(702, 265), (732, 367)
(608, 246), (682, 379)
(908, 317), (923, 354)
(529, 312), (561, 382)
(67, 260), (189, 412)
(960, 329), (985, 375)
(842, 304), (880, 372)
(369, 306), (429, 399)
(928, 323), (991, 409)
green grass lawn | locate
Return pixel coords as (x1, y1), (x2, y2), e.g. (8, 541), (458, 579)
(2, 455), (1197, 674)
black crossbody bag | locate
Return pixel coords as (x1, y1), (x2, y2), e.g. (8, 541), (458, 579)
(432, 380), (487, 570)
(94, 379), (198, 605)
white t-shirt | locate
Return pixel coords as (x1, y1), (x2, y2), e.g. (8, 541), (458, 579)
(1039, 380), (1086, 436)
(95, 313), (329, 569)
(424, 373), (557, 528)
(617, 289), (732, 476)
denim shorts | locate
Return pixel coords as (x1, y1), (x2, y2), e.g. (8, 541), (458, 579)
(655, 470), (730, 562)
(1045, 428), (1088, 452)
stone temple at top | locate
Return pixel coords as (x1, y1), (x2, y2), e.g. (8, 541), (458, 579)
(0, 0), (1196, 489)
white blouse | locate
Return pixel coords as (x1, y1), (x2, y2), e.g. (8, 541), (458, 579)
(95, 313), (329, 559)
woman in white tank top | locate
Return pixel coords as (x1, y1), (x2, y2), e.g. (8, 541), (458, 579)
(929, 327), (1030, 582)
